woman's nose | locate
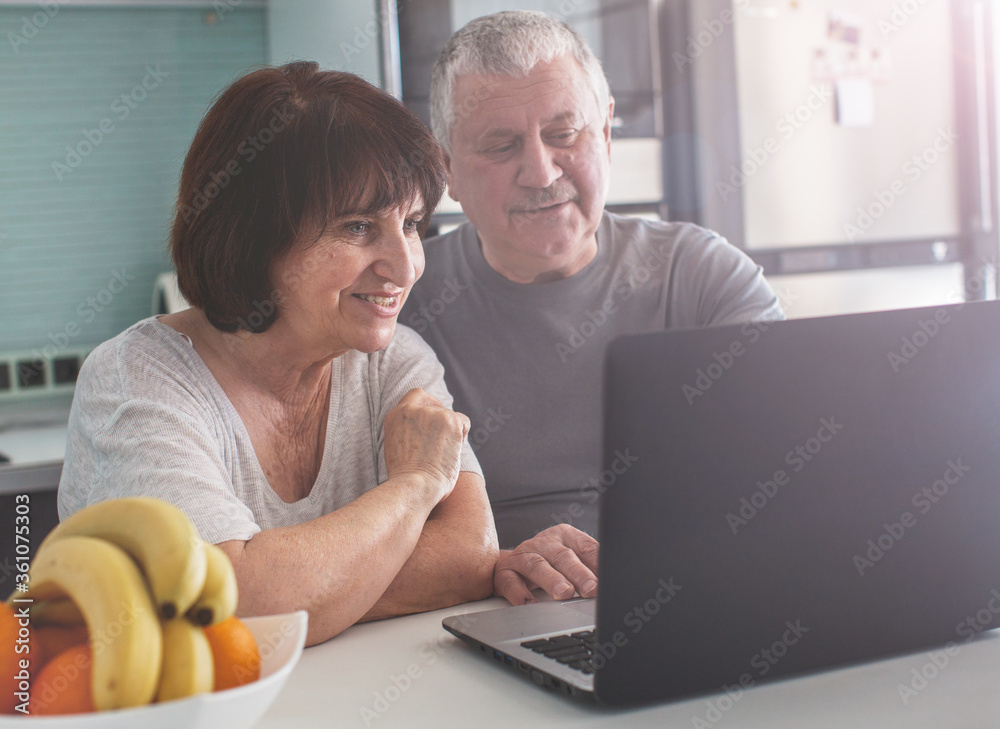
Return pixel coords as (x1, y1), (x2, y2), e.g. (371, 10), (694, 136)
(373, 226), (420, 287)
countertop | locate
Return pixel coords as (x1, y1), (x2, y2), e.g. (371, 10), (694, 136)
(0, 393), (70, 494)
(255, 597), (1000, 729)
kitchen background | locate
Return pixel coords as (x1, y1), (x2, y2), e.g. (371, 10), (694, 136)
(0, 0), (996, 461)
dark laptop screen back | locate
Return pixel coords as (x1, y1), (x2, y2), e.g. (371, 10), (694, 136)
(596, 301), (1000, 706)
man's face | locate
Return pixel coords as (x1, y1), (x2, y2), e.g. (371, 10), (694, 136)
(445, 55), (613, 283)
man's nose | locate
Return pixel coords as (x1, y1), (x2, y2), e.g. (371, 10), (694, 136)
(516, 135), (562, 189)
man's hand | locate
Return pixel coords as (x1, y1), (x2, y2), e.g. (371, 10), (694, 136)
(494, 524), (599, 605)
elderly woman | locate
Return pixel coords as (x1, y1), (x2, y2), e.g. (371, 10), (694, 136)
(58, 62), (498, 645)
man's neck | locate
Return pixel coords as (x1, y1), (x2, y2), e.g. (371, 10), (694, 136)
(479, 236), (599, 284)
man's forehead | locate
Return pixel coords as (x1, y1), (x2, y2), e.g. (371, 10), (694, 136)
(454, 55), (586, 94)
(451, 60), (596, 135)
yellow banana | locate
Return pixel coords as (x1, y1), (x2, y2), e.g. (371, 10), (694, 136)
(40, 496), (207, 619)
(186, 542), (238, 626)
(23, 536), (163, 711)
(156, 618), (214, 702)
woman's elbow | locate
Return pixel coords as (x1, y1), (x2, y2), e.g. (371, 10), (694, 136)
(460, 535), (500, 602)
(472, 548), (499, 601)
(303, 613), (357, 647)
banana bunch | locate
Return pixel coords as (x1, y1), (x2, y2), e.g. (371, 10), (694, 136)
(13, 497), (241, 712)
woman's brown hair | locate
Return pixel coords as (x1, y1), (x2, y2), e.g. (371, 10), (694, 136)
(170, 61), (446, 333)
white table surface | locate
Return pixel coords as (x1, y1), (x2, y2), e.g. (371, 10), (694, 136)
(256, 597), (1000, 729)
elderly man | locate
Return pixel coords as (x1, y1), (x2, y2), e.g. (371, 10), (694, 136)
(403, 10), (783, 605)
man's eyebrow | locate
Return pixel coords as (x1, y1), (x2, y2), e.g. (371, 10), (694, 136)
(478, 112), (584, 142)
(543, 111), (582, 126)
(480, 127), (517, 142)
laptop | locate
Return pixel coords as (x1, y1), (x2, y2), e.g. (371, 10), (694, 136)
(443, 300), (1000, 707)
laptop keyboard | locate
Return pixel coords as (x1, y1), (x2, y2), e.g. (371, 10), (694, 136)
(520, 630), (596, 674)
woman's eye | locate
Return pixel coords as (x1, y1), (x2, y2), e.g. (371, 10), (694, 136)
(404, 218), (423, 232)
(346, 221), (369, 235)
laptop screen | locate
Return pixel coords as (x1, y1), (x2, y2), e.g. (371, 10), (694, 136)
(596, 301), (1000, 706)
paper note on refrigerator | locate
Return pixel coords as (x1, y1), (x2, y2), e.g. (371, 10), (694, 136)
(835, 77), (875, 127)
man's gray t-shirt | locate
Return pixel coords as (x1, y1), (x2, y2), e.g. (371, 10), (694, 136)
(402, 212), (783, 547)
(58, 318), (482, 543)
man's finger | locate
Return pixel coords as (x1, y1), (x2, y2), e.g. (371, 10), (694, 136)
(542, 546), (598, 598)
(495, 568), (536, 606)
(559, 528), (600, 575)
(509, 552), (577, 601)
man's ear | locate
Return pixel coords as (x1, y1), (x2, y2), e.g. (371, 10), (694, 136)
(444, 150), (461, 203)
(604, 95), (616, 155)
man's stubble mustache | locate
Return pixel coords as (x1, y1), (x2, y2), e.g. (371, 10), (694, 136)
(510, 180), (578, 215)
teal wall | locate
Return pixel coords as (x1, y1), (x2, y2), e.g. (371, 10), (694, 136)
(0, 5), (267, 354)
(268, 0), (383, 85)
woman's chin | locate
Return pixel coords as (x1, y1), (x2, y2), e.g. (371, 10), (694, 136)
(346, 323), (398, 354)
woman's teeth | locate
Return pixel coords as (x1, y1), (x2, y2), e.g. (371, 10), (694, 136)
(357, 294), (396, 306)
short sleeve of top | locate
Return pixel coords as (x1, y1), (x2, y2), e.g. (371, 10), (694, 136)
(57, 318), (482, 544)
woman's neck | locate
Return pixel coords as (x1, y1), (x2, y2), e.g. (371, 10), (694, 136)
(159, 308), (338, 408)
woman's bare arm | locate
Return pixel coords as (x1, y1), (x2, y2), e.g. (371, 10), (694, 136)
(359, 471), (497, 622)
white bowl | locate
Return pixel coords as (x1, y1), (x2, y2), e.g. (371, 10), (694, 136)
(0, 610), (308, 728)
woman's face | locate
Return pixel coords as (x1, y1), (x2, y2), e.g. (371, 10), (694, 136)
(270, 195), (427, 357)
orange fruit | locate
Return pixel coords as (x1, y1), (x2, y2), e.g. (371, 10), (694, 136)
(34, 625), (89, 671)
(1, 601), (42, 714)
(204, 616), (261, 691)
(28, 644), (95, 715)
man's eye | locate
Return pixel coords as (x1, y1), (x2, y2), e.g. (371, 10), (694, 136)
(549, 130), (578, 145)
(485, 143), (515, 155)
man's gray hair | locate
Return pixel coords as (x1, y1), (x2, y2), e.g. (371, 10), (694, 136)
(430, 10), (611, 154)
